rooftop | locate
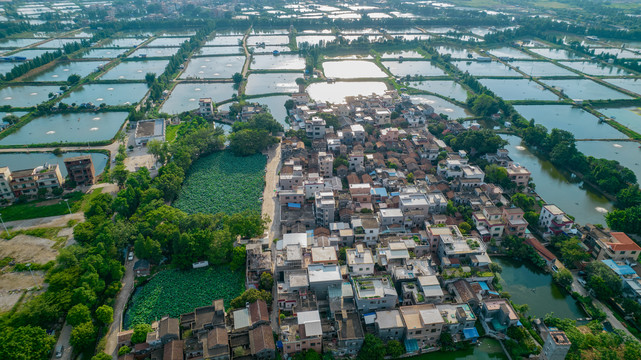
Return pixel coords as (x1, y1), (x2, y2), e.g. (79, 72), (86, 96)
(375, 309), (404, 329)
(399, 304), (444, 329)
(135, 119), (165, 138)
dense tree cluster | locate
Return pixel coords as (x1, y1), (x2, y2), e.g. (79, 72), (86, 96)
(229, 113), (282, 156)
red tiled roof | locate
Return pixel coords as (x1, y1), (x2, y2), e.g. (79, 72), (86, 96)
(524, 237), (556, 262)
(608, 232), (641, 251)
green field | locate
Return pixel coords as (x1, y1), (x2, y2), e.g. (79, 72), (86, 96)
(124, 266), (244, 328)
(174, 151), (266, 215)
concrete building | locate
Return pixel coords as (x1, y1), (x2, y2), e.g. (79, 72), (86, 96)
(135, 119), (166, 146)
(352, 276), (398, 312)
(305, 116), (326, 139)
(541, 330), (571, 360)
(399, 304), (444, 349)
(307, 264), (342, 300)
(318, 152), (334, 178)
(582, 224), (641, 262)
(198, 97), (214, 116)
(314, 191), (335, 227)
(346, 244), (375, 276)
(0, 167), (14, 201)
(64, 155), (96, 186)
(539, 204), (574, 236)
(375, 309), (405, 341)
(281, 310), (323, 356)
(506, 163), (530, 187)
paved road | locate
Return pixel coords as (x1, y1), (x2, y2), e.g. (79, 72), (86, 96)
(570, 273), (635, 338)
(50, 322), (72, 360)
(4, 213), (84, 231)
(104, 255), (136, 359)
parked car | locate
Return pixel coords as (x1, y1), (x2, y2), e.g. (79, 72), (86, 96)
(128, 252), (134, 261)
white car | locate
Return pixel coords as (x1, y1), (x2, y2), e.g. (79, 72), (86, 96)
(128, 252), (134, 261)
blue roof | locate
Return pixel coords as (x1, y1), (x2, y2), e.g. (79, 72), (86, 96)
(371, 187), (388, 197)
(488, 291), (499, 295)
(369, 171), (376, 175)
(390, 192), (400, 197)
(276, 341), (283, 349)
(463, 327), (479, 339)
(287, 203), (301, 208)
(477, 282), (490, 291)
(404, 339), (418, 353)
(602, 259), (637, 277)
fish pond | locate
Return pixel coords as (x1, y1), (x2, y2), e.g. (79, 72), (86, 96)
(381, 61), (446, 77)
(0, 151), (108, 176)
(307, 81), (388, 103)
(245, 73), (301, 95)
(179, 56), (245, 79)
(322, 60), (387, 79)
(407, 80), (469, 102)
(479, 79), (559, 101)
(64, 83), (149, 106)
(542, 79), (633, 100)
(0, 85), (62, 108)
(101, 60), (169, 80)
(160, 83), (236, 115)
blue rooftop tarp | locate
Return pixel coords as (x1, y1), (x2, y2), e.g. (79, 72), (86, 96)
(390, 192), (400, 197)
(371, 187), (388, 197)
(404, 339), (419, 353)
(602, 259), (637, 277)
(478, 282), (490, 291)
(463, 327), (479, 340)
(287, 203), (301, 208)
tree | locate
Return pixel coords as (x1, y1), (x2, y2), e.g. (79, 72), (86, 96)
(230, 289), (272, 309)
(406, 173), (415, 183)
(229, 245), (246, 271)
(585, 261), (623, 300)
(470, 94), (499, 117)
(259, 272), (273, 292)
(606, 205), (641, 235)
(232, 72), (243, 84)
(511, 193), (535, 212)
(145, 72), (156, 85)
(67, 74), (81, 85)
(386, 340), (404, 358)
(2, 114), (19, 125)
(70, 322), (97, 351)
(111, 164), (129, 188)
(616, 185), (641, 209)
(67, 303), (91, 327)
(459, 221), (471, 234)
(91, 354), (112, 360)
(552, 268), (574, 290)
(134, 235), (162, 263)
(0, 325), (56, 360)
(228, 129), (278, 156)
(285, 99), (295, 110)
(96, 305), (114, 325)
(118, 346), (131, 356)
(131, 324), (152, 344)
(358, 334), (385, 360)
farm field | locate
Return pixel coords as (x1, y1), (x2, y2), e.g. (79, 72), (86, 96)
(174, 151), (266, 215)
(124, 266), (244, 328)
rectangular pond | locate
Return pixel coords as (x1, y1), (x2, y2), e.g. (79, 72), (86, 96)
(102, 38), (148, 48)
(307, 81), (388, 103)
(246, 35), (289, 46)
(0, 111), (129, 145)
(23, 60), (105, 82)
(204, 36), (243, 46)
(323, 60), (387, 79)
(251, 54), (305, 70)
(407, 80), (468, 102)
(529, 48), (584, 60)
(160, 83), (236, 115)
(510, 61), (578, 77)
(381, 60), (446, 77)
(179, 56), (245, 79)
(576, 140), (641, 185)
(64, 83), (149, 106)
(296, 35), (336, 47)
(513, 104), (627, 139)
(247, 95), (291, 127)
(487, 47), (534, 59)
(78, 48), (127, 59)
(194, 46), (243, 56)
(36, 38), (81, 49)
(6, 49), (56, 60)
(145, 37), (189, 47)
(0, 85), (63, 108)
(409, 95), (471, 119)
(101, 60), (169, 80)
(452, 61), (520, 77)
(380, 50), (423, 59)
(245, 73), (301, 95)
(479, 78), (560, 101)
(541, 79), (634, 100)
(592, 48), (641, 59)
(557, 61), (631, 76)
(598, 106), (641, 134)
(252, 45), (292, 54)
(0, 151), (108, 176)
(603, 78), (641, 96)
(129, 47), (179, 58)
(435, 45), (475, 59)
(0, 38), (41, 49)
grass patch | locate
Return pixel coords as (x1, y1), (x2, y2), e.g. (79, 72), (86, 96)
(174, 151), (266, 215)
(0, 226), (63, 240)
(124, 265), (244, 328)
(0, 191), (84, 222)
(79, 188), (104, 213)
(165, 124), (183, 142)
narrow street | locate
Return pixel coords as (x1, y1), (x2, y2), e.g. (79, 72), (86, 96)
(50, 322), (72, 360)
(104, 255), (136, 359)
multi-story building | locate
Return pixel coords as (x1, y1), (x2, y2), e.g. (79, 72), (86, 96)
(346, 244), (375, 276)
(435, 303), (477, 338)
(503, 207), (528, 238)
(473, 206), (505, 241)
(506, 163), (531, 187)
(352, 276), (398, 313)
(541, 330), (571, 360)
(9, 168), (39, 198)
(375, 309), (406, 341)
(581, 224), (641, 262)
(314, 191), (335, 227)
(198, 97), (214, 117)
(318, 152), (334, 178)
(399, 304), (444, 349)
(281, 310), (323, 356)
(539, 204), (574, 236)
(305, 116), (326, 139)
(0, 167), (15, 201)
(64, 155), (96, 186)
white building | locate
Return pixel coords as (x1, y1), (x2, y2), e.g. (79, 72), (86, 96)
(198, 98), (214, 116)
(134, 119), (166, 146)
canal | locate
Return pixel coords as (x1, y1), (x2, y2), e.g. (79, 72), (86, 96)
(501, 134), (612, 226)
(409, 338), (507, 360)
(493, 257), (585, 320)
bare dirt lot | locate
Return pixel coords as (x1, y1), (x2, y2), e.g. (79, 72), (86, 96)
(0, 235), (58, 264)
(0, 271), (45, 312)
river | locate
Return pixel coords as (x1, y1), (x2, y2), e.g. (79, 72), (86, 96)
(408, 338), (507, 360)
(501, 134), (612, 226)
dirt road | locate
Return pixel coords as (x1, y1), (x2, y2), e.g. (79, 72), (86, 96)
(103, 255), (136, 359)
